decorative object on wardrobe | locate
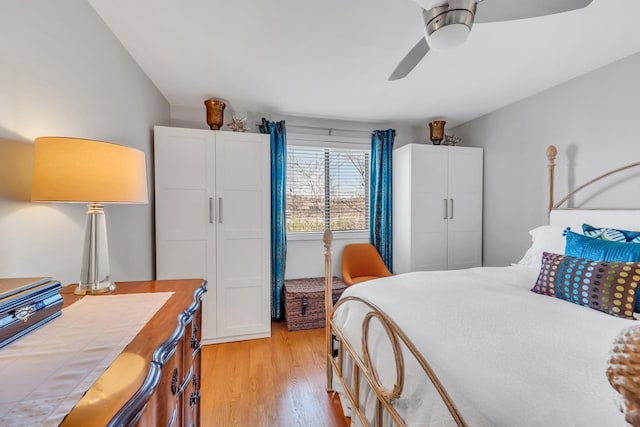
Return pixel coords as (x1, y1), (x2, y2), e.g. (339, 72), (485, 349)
(428, 120), (446, 145)
(226, 116), (248, 132)
(31, 137), (148, 295)
(154, 126), (271, 344)
(444, 133), (461, 146)
(204, 98), (226, 130)
(393, 143), (482, 273)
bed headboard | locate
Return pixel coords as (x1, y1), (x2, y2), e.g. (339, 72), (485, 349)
(546, 144), (640, 230)
(549, 209), (640, 231)
(547, 144), (640, 213)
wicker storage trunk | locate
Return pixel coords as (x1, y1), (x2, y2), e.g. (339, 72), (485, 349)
(284, 277), (347, 331)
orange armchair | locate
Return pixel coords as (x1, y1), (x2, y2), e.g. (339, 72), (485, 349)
(341, 243), (392, 286)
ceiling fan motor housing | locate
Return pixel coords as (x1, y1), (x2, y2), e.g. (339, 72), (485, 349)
(423, 0), (477, 50)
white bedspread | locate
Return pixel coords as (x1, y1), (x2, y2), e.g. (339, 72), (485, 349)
(332, 266), (632, 426)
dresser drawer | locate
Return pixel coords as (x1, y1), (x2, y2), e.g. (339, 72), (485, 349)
(155, 349), (182, 426)
(182, 348), (202, 427)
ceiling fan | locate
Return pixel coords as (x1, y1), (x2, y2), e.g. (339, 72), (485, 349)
(389, 0), (594, 80)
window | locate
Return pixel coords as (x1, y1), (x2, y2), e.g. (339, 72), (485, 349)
(287, 145), (369, 233)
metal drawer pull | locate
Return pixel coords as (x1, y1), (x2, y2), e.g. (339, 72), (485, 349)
(171, 367), (179, 395)
(15, 305), (36, 322)
(189, 390), (201, 407)
(218, 197), (223, 223)
(449, 198), (454, 219)
(209, 197), (213, 224)
(443, 198), (448, 220)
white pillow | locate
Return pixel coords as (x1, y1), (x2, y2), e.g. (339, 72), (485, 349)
(515, 225), (566, 268)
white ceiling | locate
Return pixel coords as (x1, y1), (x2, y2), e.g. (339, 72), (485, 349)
(88, 0), (640, 128)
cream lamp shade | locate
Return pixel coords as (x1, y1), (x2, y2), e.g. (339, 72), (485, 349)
(31, 137), (148, 295)
(31, 137), (148, 204)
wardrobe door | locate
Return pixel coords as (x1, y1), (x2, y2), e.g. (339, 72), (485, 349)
(214, 132), (271, 339)
(154, 126), (217, 341)
(447, 147), (483, 270)
(410, 145), (448, 272)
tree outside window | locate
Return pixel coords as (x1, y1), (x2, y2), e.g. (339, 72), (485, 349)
(286, 146), (369, 233)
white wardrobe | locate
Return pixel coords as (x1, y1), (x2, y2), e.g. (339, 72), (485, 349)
(393, 143), (483, 273)
(154, 126), (271, 344)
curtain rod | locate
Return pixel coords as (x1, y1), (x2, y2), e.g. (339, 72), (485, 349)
(291, 125), (401, 138)
(257, 122), (373, 136)
(286, 124), (375, 136)
(258, 121), (396, 137)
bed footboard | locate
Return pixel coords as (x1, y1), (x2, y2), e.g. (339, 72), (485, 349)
(323, 231), (466, 426)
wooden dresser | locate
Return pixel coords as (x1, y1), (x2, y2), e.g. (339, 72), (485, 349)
(58, 279), (206, 427)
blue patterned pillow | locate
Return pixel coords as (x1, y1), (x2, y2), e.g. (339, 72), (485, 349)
(565, 230), (640, 263)
(582, 224), (640, 243)
(564, 229), (640, 312)
(531, 252), (639, 319)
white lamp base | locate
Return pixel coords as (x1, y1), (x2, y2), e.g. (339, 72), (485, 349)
(76, 203), (115, 295)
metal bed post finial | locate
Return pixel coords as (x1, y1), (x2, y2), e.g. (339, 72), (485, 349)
(546, 145), (558, 215)
(323, 229), (334, 391)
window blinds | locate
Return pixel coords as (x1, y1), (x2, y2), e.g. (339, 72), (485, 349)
(287, 146), (369, 232)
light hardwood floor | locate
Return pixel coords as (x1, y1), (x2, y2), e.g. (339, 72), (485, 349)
(201, 320), (349, 427)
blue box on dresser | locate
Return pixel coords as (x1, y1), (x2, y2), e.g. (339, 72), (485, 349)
(0, 277), (63, 349)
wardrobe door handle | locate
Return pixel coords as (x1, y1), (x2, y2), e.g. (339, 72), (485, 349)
(218, 197), (223, 223)
(443, 199), (448, 220)
(209, 197), (213, 224)
(449, 198), (454, 220)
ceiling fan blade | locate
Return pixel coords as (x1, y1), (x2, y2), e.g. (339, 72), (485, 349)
(389, 37), (431, 81)
(474, 0), (593, 23)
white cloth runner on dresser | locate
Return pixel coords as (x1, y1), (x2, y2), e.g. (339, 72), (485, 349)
(0, 292), (173, 427)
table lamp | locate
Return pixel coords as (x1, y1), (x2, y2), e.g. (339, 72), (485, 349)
(31, 137), (148, 295)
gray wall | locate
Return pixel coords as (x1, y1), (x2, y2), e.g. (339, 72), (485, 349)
(0, 0), (170, 285)
(455, 52), (640, 267)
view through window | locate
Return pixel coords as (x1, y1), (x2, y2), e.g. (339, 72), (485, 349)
(287, 146), (369, 233)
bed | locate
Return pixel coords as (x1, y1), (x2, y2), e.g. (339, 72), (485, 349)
(322, 145), (640, 426)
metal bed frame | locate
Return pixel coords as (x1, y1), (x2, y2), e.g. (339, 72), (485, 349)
(322, 144), (640, 426)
